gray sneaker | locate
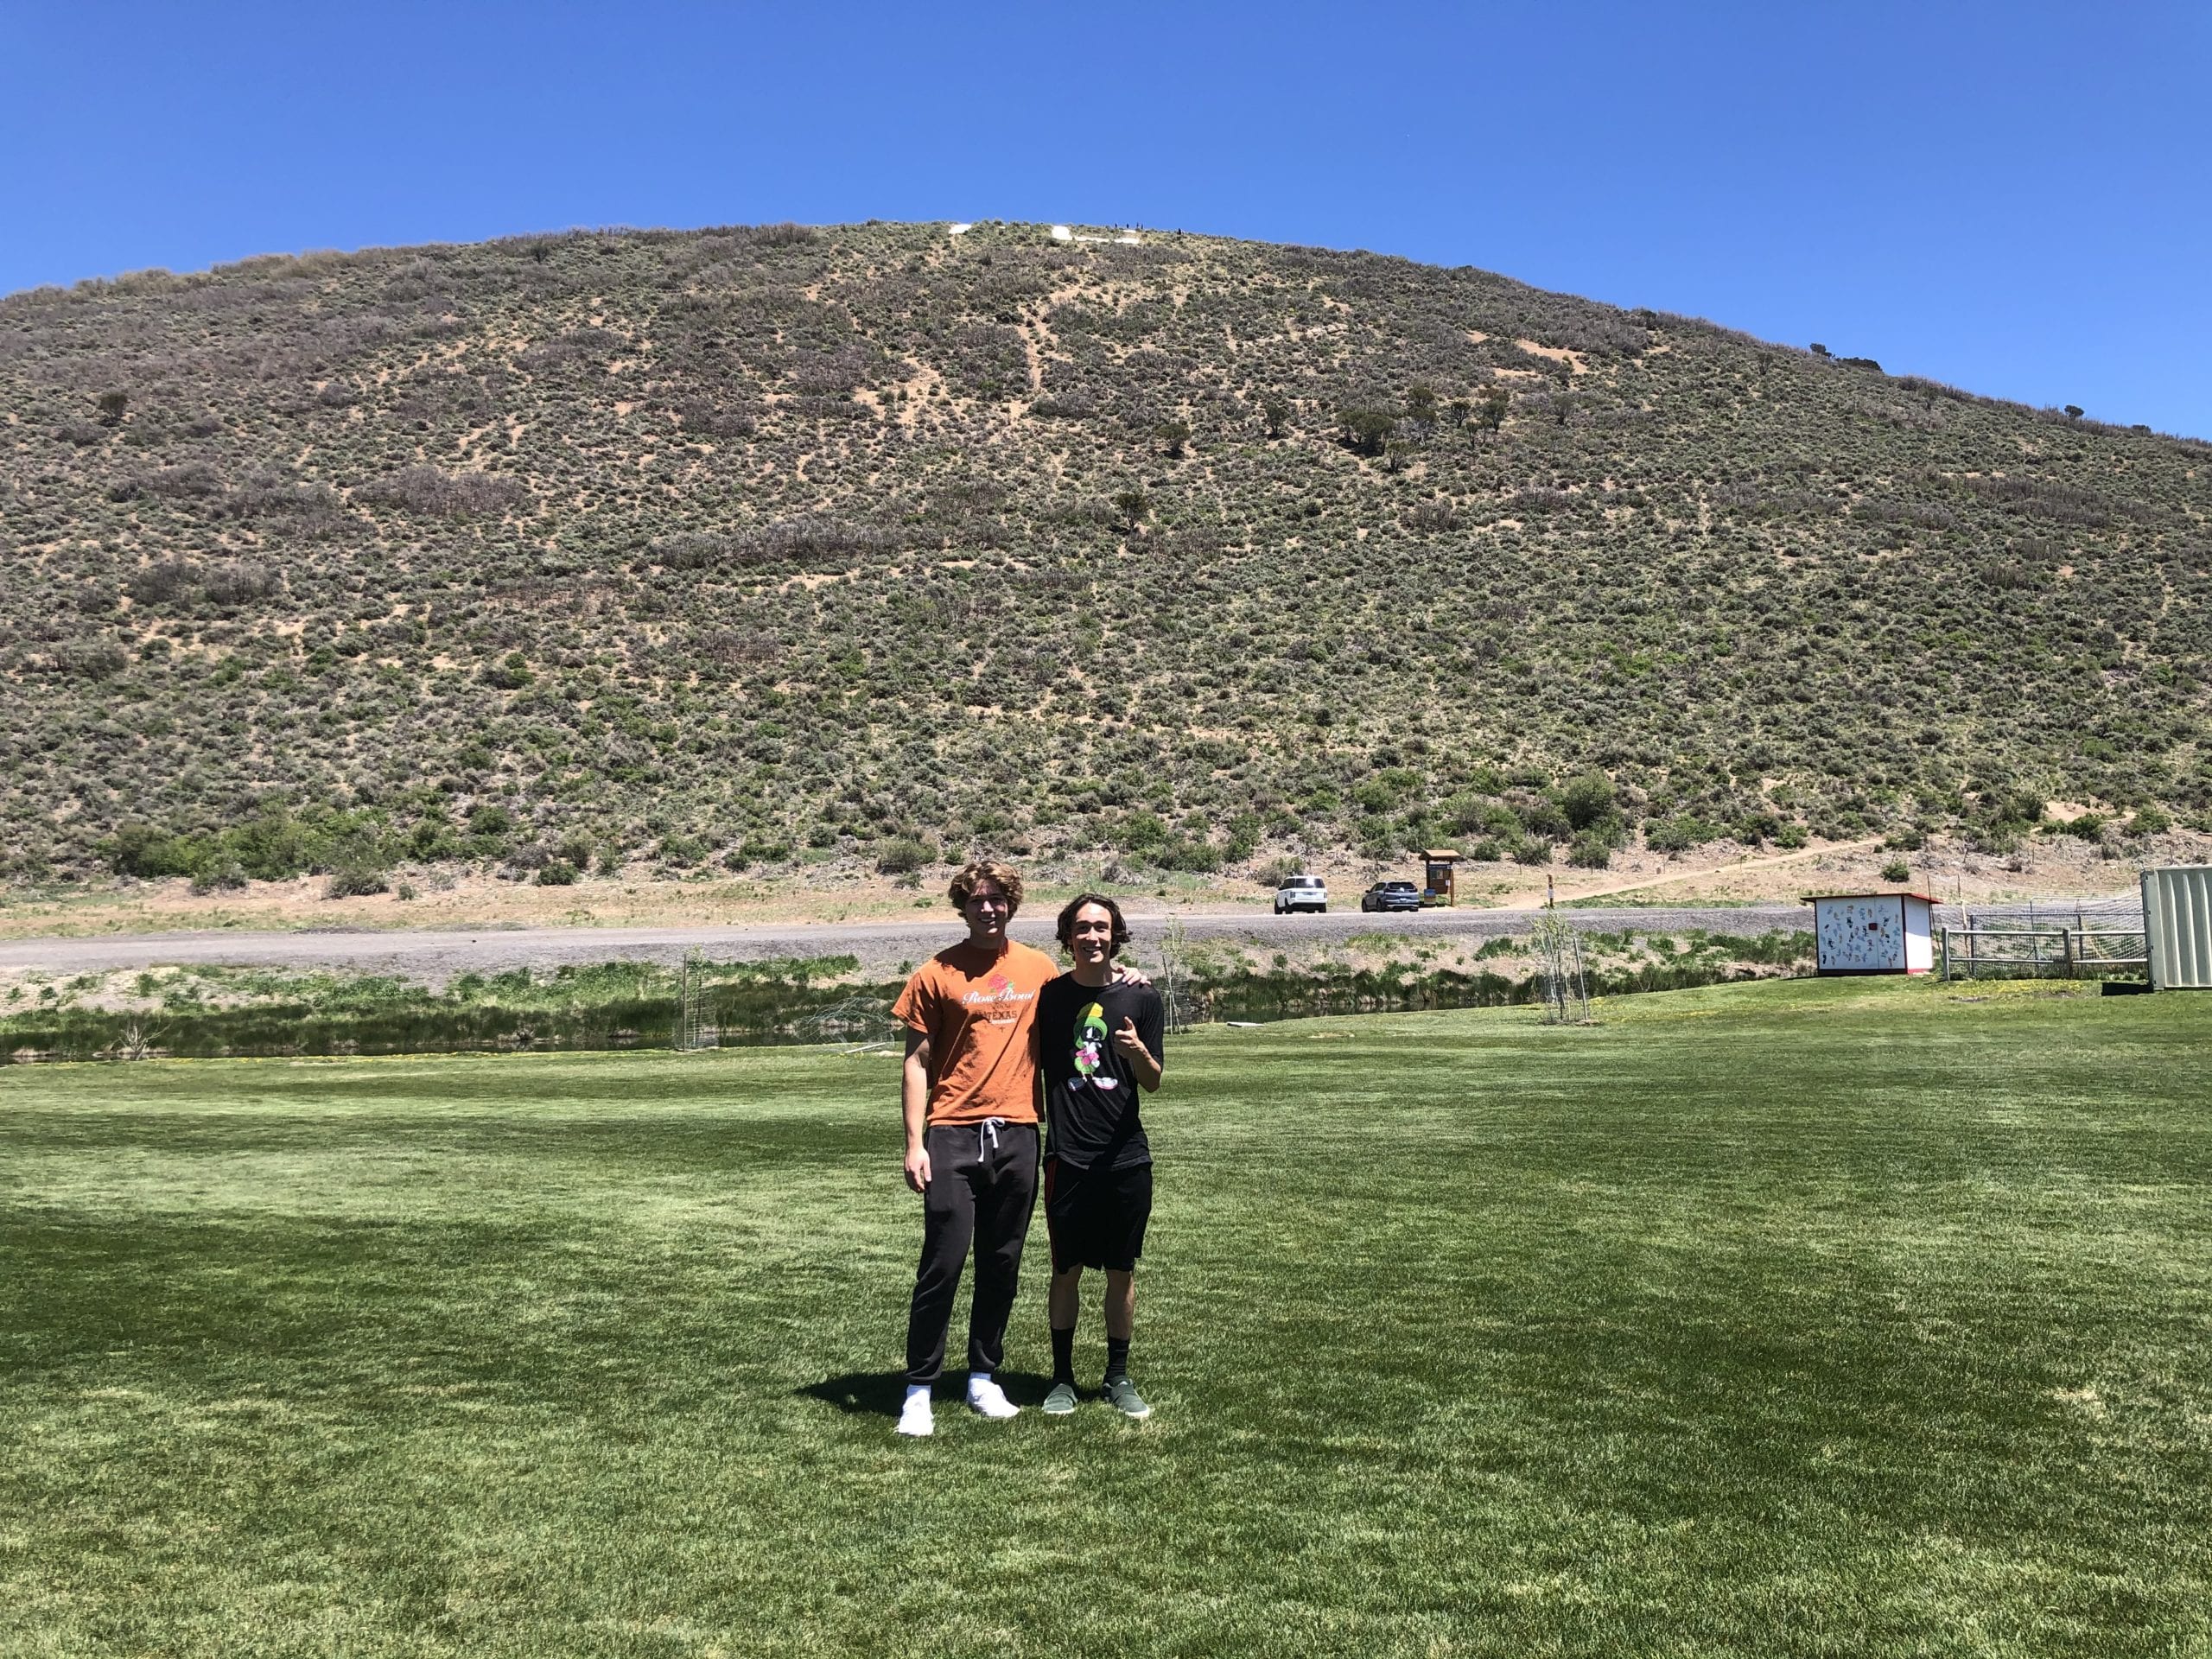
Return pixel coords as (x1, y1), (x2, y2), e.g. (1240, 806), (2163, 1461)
(1103, 1376), (1152, 1420)
(1042, 1382), (1078, 1415)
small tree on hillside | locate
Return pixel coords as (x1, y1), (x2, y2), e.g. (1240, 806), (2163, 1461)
(1338, 407), (1397, 457)
(1557, 772), (1618, 834)
(1403, 382), (1439, 435)
(1153, 418), (1192, 458)
(1112, 487), (1152, 534)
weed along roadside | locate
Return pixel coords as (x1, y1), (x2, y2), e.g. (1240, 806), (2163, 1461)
(2, 929), (1821, 1061)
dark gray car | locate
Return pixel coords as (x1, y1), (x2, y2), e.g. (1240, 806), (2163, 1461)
(1360, 880), (1423, 913)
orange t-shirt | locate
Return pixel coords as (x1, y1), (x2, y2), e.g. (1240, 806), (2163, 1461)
(893, 940), (1058, 1125)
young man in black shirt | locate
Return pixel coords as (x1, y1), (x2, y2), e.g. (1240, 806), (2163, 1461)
(1037, 893), (1166, 1419)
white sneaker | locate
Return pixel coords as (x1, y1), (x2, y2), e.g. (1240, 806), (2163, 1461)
(967, 1375), (1020, 1421)
(896, 1385), (934, 1438)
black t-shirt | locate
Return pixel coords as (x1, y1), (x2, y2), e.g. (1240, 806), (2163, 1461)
(1038, 973), (1163, 1171)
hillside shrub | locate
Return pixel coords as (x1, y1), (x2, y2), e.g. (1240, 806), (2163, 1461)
(875, 836), (936, 874)
(1116, 810), (1169, 854)
(324, 864), (389, 899)
(1567, 834), (1612, 869)
(357, 465), (529, 518)
(1646, 815), (1721, 853)
(1516, 796), (1570, 841)
(1154, 838), (1222, 873)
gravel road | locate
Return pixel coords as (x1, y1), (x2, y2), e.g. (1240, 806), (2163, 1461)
(0, 905), (1810, 984)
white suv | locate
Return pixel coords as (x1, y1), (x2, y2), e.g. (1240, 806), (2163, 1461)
(1273, 874), (1328, 914)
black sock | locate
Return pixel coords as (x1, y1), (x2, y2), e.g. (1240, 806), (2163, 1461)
(1105, 1337), (1131, 1383)
(1052, 1325), (1077, 1386)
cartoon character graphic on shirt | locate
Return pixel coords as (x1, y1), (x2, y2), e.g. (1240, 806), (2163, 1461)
(1073, 1001), (1112, 1086)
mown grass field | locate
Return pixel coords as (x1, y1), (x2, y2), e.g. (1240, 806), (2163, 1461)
(3, 978), (2209, 1656)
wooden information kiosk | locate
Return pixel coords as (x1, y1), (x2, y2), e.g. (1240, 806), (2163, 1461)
(1422, 849), (1462, 907)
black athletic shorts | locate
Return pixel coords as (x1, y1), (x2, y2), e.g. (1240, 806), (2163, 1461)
(1043, 1156), (1154, 1274)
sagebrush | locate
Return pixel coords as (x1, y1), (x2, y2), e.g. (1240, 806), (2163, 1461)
(3, 220), (2205, 887)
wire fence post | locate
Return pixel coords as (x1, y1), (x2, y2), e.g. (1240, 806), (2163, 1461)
(1159, 918), (1192, 1035)
(674, 950), (709, 1052)
(1529, 902), (1589, 1026)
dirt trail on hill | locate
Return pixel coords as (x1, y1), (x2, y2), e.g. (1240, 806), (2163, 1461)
(1554, 838), (1885, 902)
(0, 906), (1809, 985)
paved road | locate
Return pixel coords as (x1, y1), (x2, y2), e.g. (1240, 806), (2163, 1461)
(0, 904), (1809, 983)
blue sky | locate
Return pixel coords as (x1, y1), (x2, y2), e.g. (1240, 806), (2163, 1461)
(4, 2), (2205, 435)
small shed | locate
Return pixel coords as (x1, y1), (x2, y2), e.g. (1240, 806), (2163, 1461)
(2143, 866), (2212, 990)
(1808, 891), (1936, 976)
(1421, 849), (1462, 907)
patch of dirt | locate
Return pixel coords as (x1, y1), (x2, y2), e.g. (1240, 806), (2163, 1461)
(1515, 340), (1589, 374)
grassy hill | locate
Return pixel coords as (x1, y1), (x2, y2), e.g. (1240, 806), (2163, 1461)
(3, 220), (2207, 890)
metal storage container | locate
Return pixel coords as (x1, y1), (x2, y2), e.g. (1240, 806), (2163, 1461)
(2142, 866), (2212, 990)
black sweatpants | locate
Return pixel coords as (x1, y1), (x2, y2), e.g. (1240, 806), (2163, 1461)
(904, 1119), (1039, 1386)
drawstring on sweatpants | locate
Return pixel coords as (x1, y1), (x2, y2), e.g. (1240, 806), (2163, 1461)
(979, 1116), (1005, 1155)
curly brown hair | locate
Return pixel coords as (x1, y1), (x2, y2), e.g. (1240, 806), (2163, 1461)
(948, 860), (1025, 917)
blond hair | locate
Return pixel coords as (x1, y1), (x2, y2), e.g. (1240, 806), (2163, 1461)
(949, 860), (1025, 917)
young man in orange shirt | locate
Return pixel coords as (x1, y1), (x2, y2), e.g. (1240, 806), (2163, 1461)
(893, 860), (1059, 1436)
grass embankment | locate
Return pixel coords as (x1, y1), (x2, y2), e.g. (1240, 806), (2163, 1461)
(2, 931), (1815, 1060)
(3, 976), (2208, 1655)
(0, 957), (880, 1061)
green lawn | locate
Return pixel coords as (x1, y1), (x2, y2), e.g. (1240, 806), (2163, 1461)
(3, 978), (2209, 1657)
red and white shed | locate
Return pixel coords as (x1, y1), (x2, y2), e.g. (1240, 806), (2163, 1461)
(1807, 892), (1936, 976)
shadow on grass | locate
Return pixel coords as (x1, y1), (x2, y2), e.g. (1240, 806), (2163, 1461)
(799, 1370), (1057, 1417)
